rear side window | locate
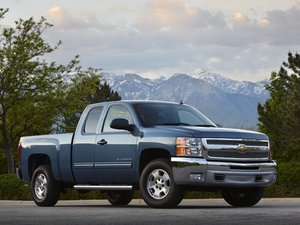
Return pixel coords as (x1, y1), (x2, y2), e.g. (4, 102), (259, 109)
(84, 107), (103, 134)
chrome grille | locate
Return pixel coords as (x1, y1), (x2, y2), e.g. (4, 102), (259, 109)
(206, 140), (268, 147)
(208, 150), (269, 159)
(202, 138), (270, 162)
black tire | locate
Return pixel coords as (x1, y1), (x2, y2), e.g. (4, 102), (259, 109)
(106, 190), (133, 206)
(31, 165), (60, 206)
(221, 187), (264, 207)
(139, 159), (184, 208)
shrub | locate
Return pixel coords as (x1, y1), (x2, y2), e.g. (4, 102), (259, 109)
(264, 161), (300, 197)
(0, 174), (106, 200)
(0, 152), (7, 175)
(0, 162), (299, 200)
(0, 174), (31, 200)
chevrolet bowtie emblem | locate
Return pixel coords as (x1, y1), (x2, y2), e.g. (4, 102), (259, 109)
(237, 144), (248, 152)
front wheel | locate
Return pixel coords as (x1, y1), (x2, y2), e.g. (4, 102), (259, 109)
(106, 190), (133, 206)
(139, 159), (184, 208)
(31, 165), (60, 206)
(221, 187), (264, 207)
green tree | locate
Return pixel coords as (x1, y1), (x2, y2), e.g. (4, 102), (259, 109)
(0, 10), (66, 173)
(60, 73), (121, 133)
(258, 52), (300, 161)
(0, 9), (121, 173)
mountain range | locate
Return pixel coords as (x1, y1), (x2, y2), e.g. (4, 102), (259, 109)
(101, 69), (269, 128)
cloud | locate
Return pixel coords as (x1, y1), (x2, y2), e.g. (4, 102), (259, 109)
(47, 6), (74, 28)
(46, 6), (100, 29)
(261, 5), (300, 45)
(259, 18), (270, 27)
(136, 0), (227, 31)
(46, 6), (115, 31)
(232, 12), (249, 25)
(42, 1), (300, 81)
(207, 57), (222, 66)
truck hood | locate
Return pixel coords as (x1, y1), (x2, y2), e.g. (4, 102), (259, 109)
(154, 126), (268, 140)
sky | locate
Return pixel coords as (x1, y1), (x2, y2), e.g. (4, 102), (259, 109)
(1, 0), (300, 81)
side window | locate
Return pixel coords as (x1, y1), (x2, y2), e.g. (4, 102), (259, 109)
(103, 105), (133, 132)
(84, 107), (103, 134)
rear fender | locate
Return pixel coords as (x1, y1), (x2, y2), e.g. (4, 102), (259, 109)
(21, 138), (60, 181)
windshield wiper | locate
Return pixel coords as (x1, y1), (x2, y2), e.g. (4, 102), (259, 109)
(195, 124), (217, 127)
(153, 122), (191, 126)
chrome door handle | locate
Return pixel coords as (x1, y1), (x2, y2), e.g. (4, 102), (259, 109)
(97, 139), (107, 145)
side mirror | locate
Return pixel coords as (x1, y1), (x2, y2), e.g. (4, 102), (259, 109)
(110, 118), (134, 132)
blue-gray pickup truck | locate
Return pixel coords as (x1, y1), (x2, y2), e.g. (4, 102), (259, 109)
(17, 100), (277, 208)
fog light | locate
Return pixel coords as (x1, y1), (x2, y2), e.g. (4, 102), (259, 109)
(189, 173), (205, 182)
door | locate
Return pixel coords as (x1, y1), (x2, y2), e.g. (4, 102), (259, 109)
(72, 106), (103, 183)
(94, 104), (138, 183)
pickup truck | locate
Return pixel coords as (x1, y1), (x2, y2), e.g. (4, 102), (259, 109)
(17, 100), (277, 208)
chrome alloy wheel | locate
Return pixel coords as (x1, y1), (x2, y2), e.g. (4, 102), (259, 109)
(34, 174), (48, 200)
(147, 169), (171, 200)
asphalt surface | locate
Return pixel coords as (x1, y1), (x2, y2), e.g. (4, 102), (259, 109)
(1, 198), (300, 225)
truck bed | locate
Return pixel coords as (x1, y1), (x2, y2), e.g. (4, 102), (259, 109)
(19, 133), (74, 182)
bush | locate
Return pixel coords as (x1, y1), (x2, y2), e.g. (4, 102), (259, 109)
(264, 161), (300, 197)
(60, 189), (105, 200)
(0, 174), (108, 200)
(0, 174), (31, 200)
(0, 162), (299, 200)
(0, 152), (7, 175)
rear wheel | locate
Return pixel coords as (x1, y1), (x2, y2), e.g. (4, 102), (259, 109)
(221, 187), (264, 207)
(31, 165), (60, 206)
(106, 190), (133, 206)
(139, 159), (184, 208)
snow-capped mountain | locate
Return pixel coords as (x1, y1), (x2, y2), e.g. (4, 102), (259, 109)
(101, 70), (269, 128)
(102, 73), (166, 100)
(189, 68), (269, 100)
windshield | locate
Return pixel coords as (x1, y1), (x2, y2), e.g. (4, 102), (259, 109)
(132, 102), (216, 127)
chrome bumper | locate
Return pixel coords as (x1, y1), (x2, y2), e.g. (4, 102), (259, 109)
(171, 157), (277, 187)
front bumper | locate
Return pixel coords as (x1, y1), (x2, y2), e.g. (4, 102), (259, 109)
(171, 157), (277, 187)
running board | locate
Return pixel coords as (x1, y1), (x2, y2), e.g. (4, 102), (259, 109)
(73, 185), (133, 191)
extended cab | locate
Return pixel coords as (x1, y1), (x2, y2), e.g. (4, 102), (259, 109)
(17, 101), (277, 208)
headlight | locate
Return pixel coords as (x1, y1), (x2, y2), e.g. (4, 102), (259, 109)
(176, 137), (202, 157)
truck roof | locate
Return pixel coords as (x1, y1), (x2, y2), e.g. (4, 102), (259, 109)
(87, 100), (184, 108)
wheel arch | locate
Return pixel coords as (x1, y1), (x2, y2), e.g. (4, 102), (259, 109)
(139, 148), (171, 175)
(28, 154), (52, 180)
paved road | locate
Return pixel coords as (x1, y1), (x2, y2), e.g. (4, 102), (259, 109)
(1, 198), (300, 225)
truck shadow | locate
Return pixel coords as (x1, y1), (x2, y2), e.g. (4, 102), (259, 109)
(55, 204), (236, 209)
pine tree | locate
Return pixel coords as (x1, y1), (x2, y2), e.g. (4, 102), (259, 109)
(61, 74), (121, 133)
(258, 52), (300, 161)
(89, 81), (121, 103)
